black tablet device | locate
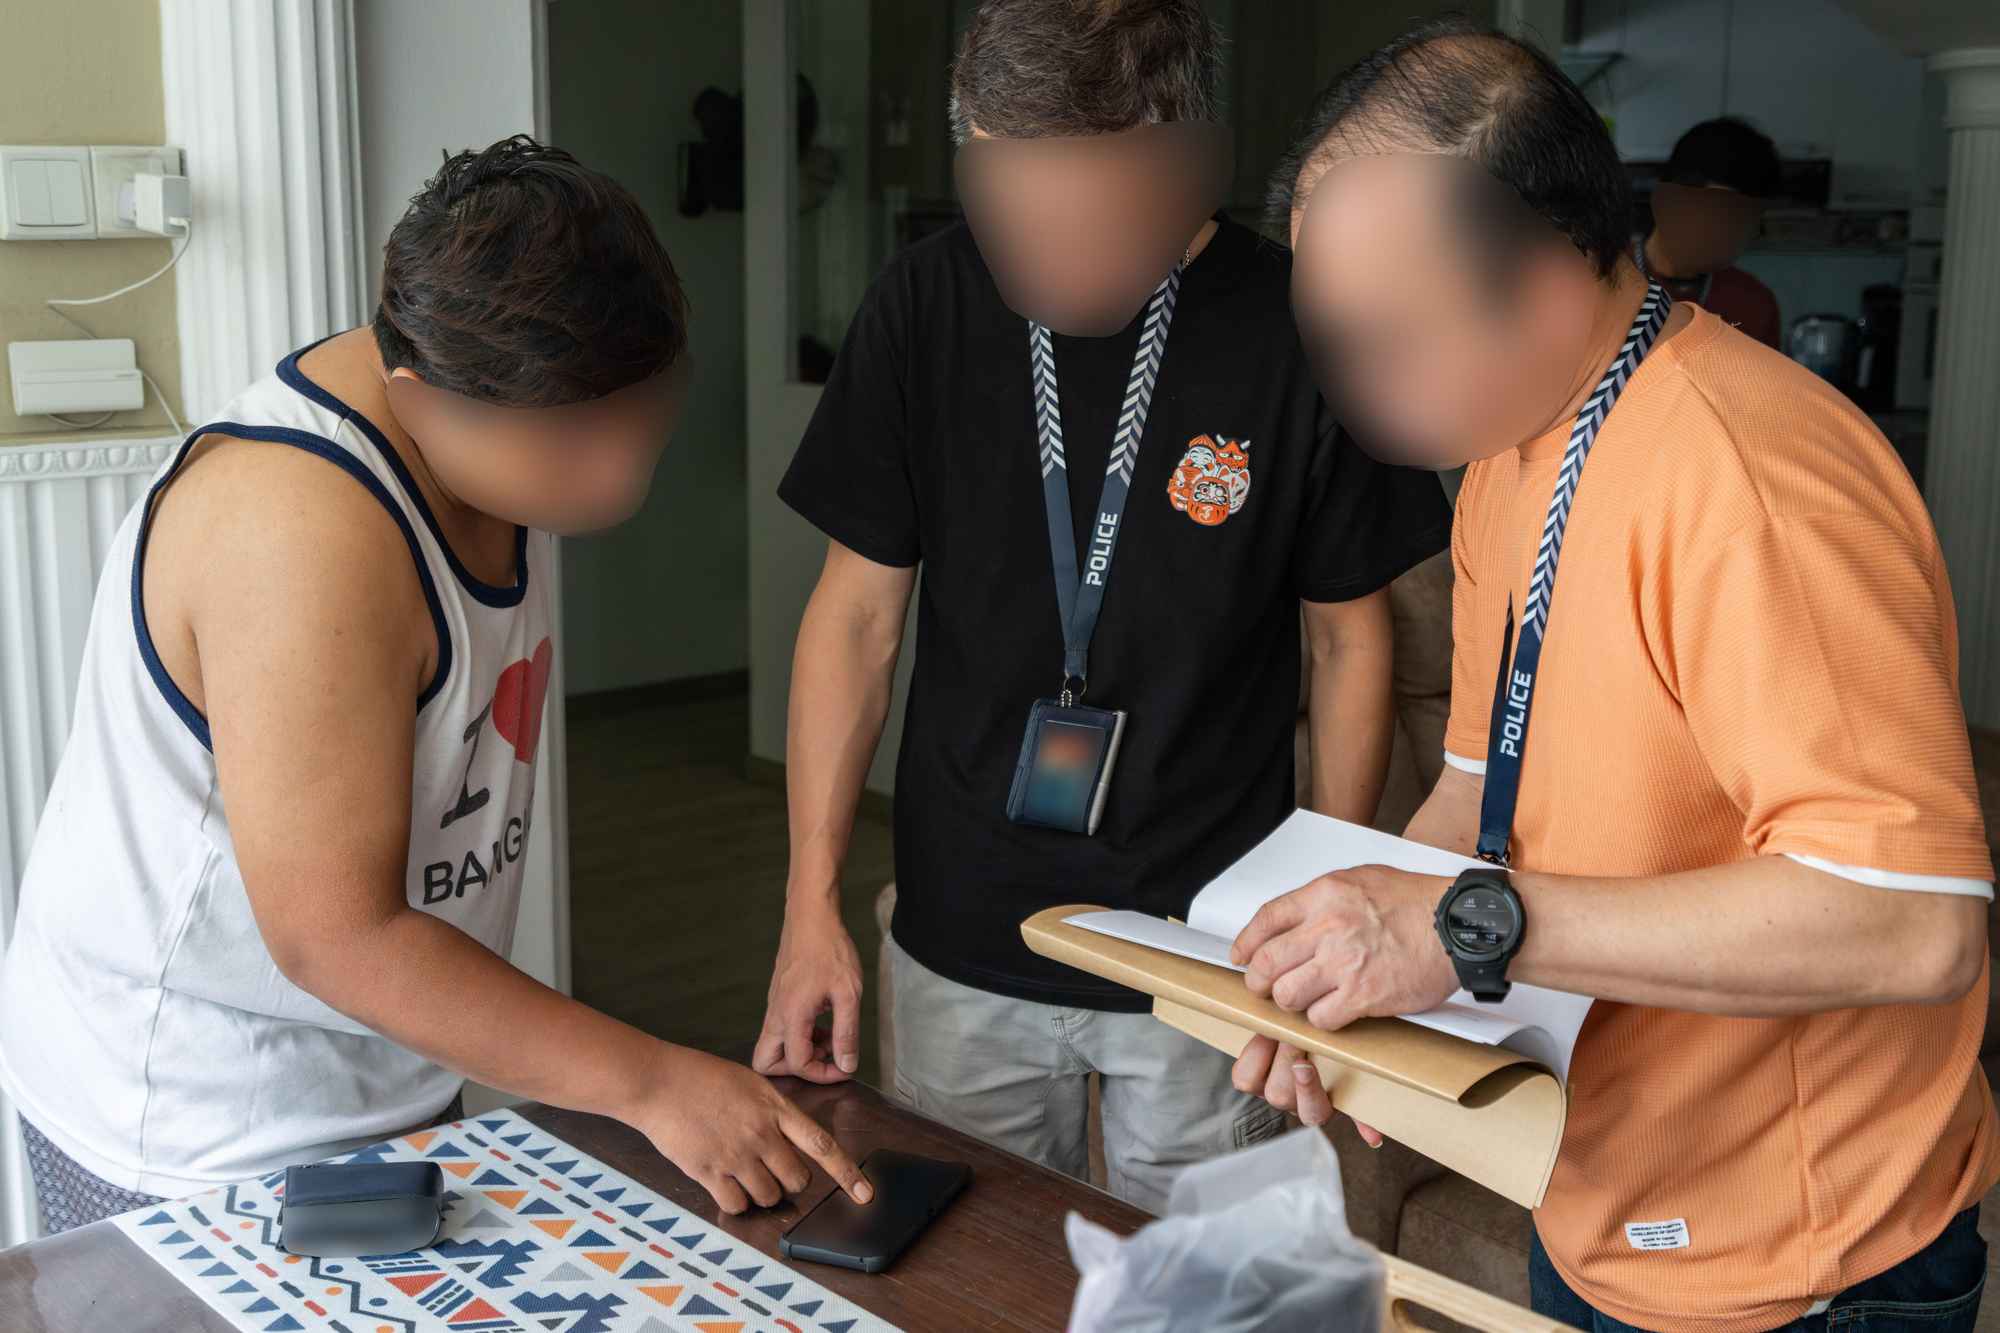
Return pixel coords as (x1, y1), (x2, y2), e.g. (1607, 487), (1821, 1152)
(778, 1149), (970, 1274)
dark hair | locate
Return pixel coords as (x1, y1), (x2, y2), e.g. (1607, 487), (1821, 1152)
(373, 135), (687, 407)
(948, 0), (1221, 144)
(1267, 18), (1631, 280)
(1664, 116), (1781, 197)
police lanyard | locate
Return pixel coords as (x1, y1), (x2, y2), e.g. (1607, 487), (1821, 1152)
(1476, 284), (1672, 866)
(1028, 264), (1183, 704)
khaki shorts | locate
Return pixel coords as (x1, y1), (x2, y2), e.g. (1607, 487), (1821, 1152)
(887, 935), (1288, 1213)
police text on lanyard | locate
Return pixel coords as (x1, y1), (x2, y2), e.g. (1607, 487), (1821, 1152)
(1028, 263), (1183, 702)
(1477, 284), (1672, 865)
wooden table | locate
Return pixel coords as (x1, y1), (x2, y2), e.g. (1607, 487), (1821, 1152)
(0, 1077), (1151, 1332)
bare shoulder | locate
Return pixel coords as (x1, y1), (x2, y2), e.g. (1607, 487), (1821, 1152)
(153, 432), (421, 600)
(143, 432), (436, 710)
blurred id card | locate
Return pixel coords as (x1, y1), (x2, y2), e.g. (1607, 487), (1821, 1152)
(1006, 700), (1127, 836)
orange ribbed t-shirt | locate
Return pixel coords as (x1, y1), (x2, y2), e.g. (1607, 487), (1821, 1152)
(1444, 307), (1998, 1332)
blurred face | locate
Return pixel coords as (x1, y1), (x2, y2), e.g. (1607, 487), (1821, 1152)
(1288, 153), (1600, 469)
(1649, 180), (1761, 276)
(956, 121), (1232, 336)
(385, 362), (686, 535)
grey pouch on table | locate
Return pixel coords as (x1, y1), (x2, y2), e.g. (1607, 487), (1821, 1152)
(279, 1161), (444, 1257)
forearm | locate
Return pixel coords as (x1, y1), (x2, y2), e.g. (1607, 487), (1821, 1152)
(293, 909), (671, 1122)
(783, 584), (901, 912)
(1402, 762), (1482, 855)
(1511, 855), (1987, 1014)
(1304, 595), (1395, 824)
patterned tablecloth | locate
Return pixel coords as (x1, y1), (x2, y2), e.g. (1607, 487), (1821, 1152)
(114, 1107), (895, 1333)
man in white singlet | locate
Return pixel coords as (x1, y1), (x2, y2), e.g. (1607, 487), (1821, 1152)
(0, 137), (872, 1233)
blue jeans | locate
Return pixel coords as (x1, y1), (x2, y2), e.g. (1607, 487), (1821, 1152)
(1530, 1206), (1986, 1333)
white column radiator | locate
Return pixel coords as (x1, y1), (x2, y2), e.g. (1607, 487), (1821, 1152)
(0, 436), (176, 1248)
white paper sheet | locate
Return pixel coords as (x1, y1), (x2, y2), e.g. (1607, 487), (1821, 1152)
(1068, 810), (1594, 1083)
(1067, 910), (1247, 972)
(1183, 809), (1488, 938)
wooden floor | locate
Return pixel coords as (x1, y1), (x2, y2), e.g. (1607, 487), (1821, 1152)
(565, 683), (896, 1086)
(565, 685), (2000, 1094)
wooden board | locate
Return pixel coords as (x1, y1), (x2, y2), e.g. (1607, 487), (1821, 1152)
(1382, 1254), (1570, 1333)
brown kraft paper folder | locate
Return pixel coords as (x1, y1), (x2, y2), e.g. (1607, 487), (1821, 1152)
(1022, 904), (1566, 1209)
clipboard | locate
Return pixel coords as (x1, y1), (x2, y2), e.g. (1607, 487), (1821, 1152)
(1022, 904), (1566, 1209)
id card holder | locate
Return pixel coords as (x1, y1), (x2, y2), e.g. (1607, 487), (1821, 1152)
(1005, 699), (1127, 836)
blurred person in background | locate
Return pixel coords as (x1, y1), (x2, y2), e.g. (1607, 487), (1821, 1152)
(1638, 116), (1783, 347)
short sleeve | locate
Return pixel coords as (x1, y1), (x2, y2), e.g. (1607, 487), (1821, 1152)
(1668, 512), (1994, 881)
(777, 264), (922, 567)
(1442, 467), (1500, 769)
(1293, 413), (1450, 602)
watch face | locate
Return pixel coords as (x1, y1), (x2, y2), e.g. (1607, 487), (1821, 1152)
(1445, 883), (1520, 961)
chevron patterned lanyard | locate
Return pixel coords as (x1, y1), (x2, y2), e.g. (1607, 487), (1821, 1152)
(1028, 263), (1183, 703)
(1476, 283), (1672, 866)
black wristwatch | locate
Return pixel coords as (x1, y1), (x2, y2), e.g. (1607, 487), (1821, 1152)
(1434, 868), (1526, 1002)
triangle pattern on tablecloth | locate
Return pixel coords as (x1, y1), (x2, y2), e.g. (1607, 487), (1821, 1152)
(111, 1107), (891, 1333)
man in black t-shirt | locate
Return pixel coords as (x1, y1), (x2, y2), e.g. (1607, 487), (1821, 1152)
(753, 0), (1449, 1211)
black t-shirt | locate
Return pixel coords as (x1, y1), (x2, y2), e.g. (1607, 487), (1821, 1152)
(780, 219), (1449, 1009)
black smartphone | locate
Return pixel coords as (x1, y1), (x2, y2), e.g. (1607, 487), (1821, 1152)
(778, 1149), (971, 1274)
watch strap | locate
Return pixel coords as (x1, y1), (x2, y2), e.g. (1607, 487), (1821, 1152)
(1456, 958), (1512, 1002)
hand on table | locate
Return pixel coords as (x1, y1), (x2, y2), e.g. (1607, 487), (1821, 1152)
(635, 1046), (873, 1215)
(753, 898), (864, 1083)
(1226, 864), (1456, 1146)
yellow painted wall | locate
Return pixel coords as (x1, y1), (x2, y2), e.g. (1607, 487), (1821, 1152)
(0, 0), (183, 440)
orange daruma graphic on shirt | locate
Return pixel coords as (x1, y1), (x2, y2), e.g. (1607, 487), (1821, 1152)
(1168, 433), (1252, 526)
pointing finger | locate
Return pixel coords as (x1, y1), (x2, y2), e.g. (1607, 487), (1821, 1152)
(779, 1103), (873, 1205)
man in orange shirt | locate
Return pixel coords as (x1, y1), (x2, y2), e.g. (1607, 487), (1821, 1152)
(1231, 21), (1996, 1333)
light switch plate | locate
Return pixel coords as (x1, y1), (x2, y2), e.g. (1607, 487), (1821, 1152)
(90, 145), (184, 239)
(0, 147), (96, 240)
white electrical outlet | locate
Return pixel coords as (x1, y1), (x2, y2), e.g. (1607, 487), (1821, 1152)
(90, 146), (184, 239)
(0, 146), (187, 240)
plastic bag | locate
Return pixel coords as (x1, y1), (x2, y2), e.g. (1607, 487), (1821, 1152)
(1065, 1126), (1385, 1333)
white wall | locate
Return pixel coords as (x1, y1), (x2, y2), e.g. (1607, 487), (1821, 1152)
(1577, 0), (1944, 205)
(744, 0), (912, 796)
(548, 0), (750, 695)
(355, 1), (541, 300)
(351, 0), (568, 1005)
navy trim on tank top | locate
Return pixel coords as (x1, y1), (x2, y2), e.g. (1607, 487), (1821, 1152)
(132, 421), (456, 751)
(276, 341), (529, 609)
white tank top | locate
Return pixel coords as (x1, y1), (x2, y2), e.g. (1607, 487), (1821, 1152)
(0, 344), (554, 1195)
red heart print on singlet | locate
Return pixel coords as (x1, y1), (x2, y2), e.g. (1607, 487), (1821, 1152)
(491, 636), (553, 764)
